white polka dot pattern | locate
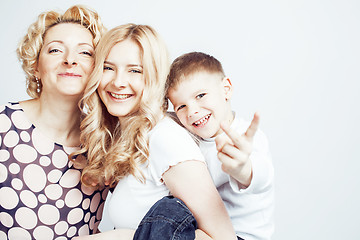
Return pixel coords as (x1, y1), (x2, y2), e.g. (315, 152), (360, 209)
(0, 103), (109, 239)
(4, 130), (19, 148)
(0, 150), (10, 162)
(1, 187), (19, 209)
(11, 178), (23, 190)
(0, 114), (11, 133)
(0, 164), (7, 183)
(20, 190), (38, 208)
(9, 163), (20, 174)
(33, 225), (54, 240)
(0, 212), (13, 228)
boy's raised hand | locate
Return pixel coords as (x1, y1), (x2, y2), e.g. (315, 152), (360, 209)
(215, 113), (260, 189)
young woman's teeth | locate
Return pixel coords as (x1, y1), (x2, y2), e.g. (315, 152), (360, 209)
(110, 92), (130, 99)
(193, 114), (210, 126)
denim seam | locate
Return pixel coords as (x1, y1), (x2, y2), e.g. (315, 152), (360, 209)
(172, 214), (196, 240)
(175, 199), (192, 215)
(138, 215), (178, 226)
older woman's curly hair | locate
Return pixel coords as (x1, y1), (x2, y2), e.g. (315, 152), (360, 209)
(75, 24), (170, 188)
(16, 5), (106, 98)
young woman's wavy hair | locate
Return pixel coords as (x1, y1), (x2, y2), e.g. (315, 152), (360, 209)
(76, 24), (170, 188)
(16, 5), (106, 98)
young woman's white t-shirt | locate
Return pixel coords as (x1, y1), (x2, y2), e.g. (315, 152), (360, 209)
(107, 116), (205, 229)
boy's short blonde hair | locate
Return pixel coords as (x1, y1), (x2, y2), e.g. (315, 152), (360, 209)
(165, 51), (225, 110)
(166, 51), (225, 95)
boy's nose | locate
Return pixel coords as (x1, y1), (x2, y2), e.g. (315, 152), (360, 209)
(187, 104), (199, 118)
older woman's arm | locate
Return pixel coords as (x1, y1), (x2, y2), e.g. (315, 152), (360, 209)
(72, 229), (135, 240)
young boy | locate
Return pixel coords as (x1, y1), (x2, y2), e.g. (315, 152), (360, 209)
(166, 52), (275, 240)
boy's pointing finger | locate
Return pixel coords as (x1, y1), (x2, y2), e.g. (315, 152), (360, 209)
(245, 112), (260, 139)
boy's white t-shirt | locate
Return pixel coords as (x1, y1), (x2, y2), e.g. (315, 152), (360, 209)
(107, 116), (205, 229)
(199, 116), (275, 240)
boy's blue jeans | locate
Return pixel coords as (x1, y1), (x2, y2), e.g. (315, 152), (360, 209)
(133, 196), (197, 240)
(133, 196), (244, 240)
(134, 196), (197, 240)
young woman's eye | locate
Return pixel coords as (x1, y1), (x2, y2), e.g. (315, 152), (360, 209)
(104, 66), (113, 71)
(177, 105), (185, 111)
(196, 93), (206, 99)
(130, 69), (142, 74)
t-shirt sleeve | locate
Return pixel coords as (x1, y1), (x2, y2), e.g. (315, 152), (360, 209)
(148, 117), (205, 184)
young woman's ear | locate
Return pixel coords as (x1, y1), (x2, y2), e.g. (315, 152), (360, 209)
(222, 77), (233, 101)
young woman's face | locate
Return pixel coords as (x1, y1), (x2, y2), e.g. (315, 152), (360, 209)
(97, 39), (145, 121)
(36, 23), (95, 98)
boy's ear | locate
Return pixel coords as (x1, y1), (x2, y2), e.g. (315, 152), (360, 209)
(222, 77), (233, 101)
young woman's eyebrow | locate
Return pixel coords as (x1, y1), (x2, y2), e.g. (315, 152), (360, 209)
(104, 60), (115, 65)
(127, 64), (143, 68)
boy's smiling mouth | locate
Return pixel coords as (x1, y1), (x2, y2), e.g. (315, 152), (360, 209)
(193, 114), (211, 127)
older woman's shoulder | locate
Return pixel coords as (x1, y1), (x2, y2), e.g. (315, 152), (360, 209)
(0, 102), (22, 114)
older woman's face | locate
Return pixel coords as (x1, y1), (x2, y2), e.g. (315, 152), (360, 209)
(35, 23), (95, 98)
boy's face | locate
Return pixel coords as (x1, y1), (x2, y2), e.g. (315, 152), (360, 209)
(168, 71), (233, 139)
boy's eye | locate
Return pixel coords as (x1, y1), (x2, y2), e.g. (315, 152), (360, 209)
(196, 93), (206, 99)
(177, 105), (186, 111)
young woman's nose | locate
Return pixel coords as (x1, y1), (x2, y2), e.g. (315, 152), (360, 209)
(112, 71), (128, 88)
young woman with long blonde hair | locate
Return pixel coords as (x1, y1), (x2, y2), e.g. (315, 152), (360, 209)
(74, 23), (237, 240)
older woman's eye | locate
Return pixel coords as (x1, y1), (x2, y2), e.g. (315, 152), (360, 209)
(81, 51), (93, 56)
(49, 49), (60, 53)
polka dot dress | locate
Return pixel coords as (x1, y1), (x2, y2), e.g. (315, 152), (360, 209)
(0, 103), (109, 240)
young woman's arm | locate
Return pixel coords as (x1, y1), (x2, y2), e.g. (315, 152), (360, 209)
(195, 229), (213, 240)
(162, 160), (237, 240)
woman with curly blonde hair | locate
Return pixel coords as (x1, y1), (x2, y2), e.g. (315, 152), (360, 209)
(0, 5), (108, 239)
(74, 24), (237, 240)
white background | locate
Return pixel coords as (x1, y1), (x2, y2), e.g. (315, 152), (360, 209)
(1, 0), (359, 239)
